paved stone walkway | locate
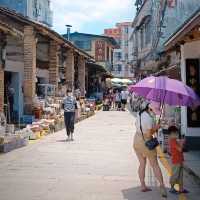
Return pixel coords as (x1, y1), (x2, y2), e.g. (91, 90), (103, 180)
(0, 111), (199, 200)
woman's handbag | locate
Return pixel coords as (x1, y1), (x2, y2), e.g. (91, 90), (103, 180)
(144, 138), (159, 150)
(139, 113), (159, 150)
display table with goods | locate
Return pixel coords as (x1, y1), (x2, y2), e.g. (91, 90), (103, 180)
(28, 95), (64, 139)
(73, 97), (95, 122)
(0, 93), (65, 153)
(0, 135), (28, 153)
(29, 96), (64, 136)
(0, 127), (31, 153)
(26, 113), (64, 140)
(0, 94), (94, 153)
(0, 111), (31, 153)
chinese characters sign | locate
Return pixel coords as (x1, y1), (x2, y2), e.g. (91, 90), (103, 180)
(95, 40), (105, 62)
(186, 59), (200, 127)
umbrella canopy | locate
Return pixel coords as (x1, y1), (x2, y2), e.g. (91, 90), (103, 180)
(129, 76), (200, 106)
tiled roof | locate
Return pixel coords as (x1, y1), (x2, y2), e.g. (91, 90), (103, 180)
(0, 6), (93, 59)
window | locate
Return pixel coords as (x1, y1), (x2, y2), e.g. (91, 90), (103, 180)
(125, 27), (129, 34)
(125, 40), (128, 47)
(115, 52), (122, 61)
(38, 3), (42, 16)
(145, 22), (151, 45)
(74, 40), (91, 50)
(125, 53), (128, 60)
(140, 28), (144, 49)
(117, 64), (122, 72)
(117, 39), (121, 47)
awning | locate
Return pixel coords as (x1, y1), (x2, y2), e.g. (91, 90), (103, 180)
(86, 62), (114, 78)
(87, 62), (107, 73)
(111, 78), (133, 85)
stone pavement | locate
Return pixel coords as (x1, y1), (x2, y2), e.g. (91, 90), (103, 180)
(0, 111), (199, 200)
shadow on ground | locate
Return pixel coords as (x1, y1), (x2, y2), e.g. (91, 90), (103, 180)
(56, 139), (67, 143)
(122, 186), (177, 200)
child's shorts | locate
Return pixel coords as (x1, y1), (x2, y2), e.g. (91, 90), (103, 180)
(170, 164), (183, 186)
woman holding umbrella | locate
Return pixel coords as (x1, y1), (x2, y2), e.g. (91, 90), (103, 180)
(130, 76), (200, 198)
(133, 101), (167, 197)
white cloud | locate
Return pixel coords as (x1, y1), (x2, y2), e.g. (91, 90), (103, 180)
(51, 0), (134, 34)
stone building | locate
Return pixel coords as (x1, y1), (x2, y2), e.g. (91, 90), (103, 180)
(64, 32), (117, 98)
(165, 8), (200, 150)
(67, 32), (118, 72)
(0, 7), (91, 122)
(131, 0), (200, 78)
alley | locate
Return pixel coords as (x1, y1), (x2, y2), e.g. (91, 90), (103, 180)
(0, 111), (199, 200)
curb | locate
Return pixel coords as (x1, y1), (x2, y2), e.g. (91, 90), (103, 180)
(183, 165), (200, 185)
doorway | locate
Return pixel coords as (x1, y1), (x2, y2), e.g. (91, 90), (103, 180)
(4, 71), (21, 124)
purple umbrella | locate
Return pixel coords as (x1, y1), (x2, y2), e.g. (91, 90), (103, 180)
(129, 76), (200, 107)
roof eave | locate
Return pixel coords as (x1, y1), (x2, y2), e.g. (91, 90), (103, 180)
(0, 7), (92, 59)
(165, 9), (200, 51)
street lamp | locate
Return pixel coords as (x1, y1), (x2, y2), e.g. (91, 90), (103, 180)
(65, 24), (72, 41)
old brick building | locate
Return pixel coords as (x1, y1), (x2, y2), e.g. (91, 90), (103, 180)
(0, 7), (92, 121)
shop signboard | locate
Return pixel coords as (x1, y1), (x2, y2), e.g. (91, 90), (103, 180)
(95, 40), (105, 62)
(186, 59), (200, 127)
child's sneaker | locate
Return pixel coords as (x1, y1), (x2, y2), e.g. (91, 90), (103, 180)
(169, 188), (179, 194)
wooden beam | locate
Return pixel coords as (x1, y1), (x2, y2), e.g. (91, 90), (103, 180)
(0, 21), (23, 38)
(0, 9), (93, 60)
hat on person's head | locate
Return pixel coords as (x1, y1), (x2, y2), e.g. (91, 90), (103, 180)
(140, 100), (150, 111)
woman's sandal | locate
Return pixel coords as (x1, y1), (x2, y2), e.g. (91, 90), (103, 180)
(179, 189), (189, 194)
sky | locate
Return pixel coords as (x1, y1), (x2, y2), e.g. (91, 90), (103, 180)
(51, 0), (136, 35)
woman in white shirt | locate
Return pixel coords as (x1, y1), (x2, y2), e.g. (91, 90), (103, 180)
(133, 102), (167, 198)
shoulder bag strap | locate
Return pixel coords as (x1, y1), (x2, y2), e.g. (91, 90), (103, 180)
(139, 113), (146, 141)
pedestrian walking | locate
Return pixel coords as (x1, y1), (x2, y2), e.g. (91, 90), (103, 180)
(168, 126), (188, 194)
(111, 90), (116, 110)
(115, 90), (121, 111)
(121, 89), (129, 111)
(133, 102), (167, 198)
(63, 89), (77, 141)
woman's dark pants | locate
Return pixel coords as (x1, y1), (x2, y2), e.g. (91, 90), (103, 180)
(64, 112), (75, 136)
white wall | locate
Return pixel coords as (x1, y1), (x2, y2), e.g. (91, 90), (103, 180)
(181, 41), (200, 137)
